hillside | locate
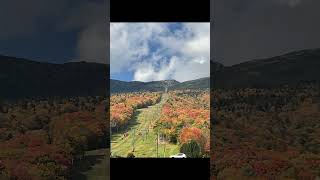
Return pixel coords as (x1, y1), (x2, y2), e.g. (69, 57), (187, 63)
(110, 78), (210, 93)
(170, 77), (210, 90)
(110, 79), (180, 93)
(211, 49), (320, 179)
(212, 48), (320, 89)
(0, 55), (108, 100)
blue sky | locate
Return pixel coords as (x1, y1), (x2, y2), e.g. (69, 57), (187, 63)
(110, 23), (210, 82)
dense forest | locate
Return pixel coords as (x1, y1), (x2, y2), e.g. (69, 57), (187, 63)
(158, 90), (210, 157)
(211, 83), (320, 179)
(0, 96), (109, 179)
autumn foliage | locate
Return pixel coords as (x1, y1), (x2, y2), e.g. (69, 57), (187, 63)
(0, 96), (108, 179)
(211, 84), (320, 179)
(110, 92), (161, 131)
(159, 90), (210, 156)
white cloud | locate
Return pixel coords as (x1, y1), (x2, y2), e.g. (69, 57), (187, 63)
(76, 22), (107, 62)
(110, 23), (210, 82)
(58, 0), (108, 63)
(133, 64), (156, 82)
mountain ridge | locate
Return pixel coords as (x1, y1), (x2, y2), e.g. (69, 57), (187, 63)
(110, 77), (209, 93)
(212, 48), (320, 89)
(0, 55), (108, 101)
(0, 47), (319, 99)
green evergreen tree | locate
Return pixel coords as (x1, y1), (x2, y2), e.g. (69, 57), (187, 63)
(180, 140), (201, 158)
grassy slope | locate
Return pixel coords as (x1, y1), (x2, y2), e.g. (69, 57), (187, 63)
(111, 94), (179, 158)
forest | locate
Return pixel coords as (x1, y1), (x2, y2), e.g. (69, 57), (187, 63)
(0, 96), (109, 179)
(110, 92), (161, 132)
(158, 90), (210, 157)
(110, 90), (210, 158)
(211, 83), (320, 179)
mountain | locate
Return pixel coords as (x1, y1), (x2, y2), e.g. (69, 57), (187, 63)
(212, 48), (320, 89)
(110, 79), (181, 93)
(0, 55), (108, 101)
(110, 78), (209, 93)
(112, 48), (320, 92)
(211, 60), (224, 76)
(170, 77), (210, 90)
(2, 48), (319, 99)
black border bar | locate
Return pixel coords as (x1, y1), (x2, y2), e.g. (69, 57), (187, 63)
(111, 0), (210, 22)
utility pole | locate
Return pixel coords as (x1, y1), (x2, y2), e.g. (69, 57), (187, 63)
(156, 128), (159, 158)
(132, 128), (135, 152)
(163, 135), (166, 157)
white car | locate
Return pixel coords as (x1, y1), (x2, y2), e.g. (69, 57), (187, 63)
(170, 153), (187, 158)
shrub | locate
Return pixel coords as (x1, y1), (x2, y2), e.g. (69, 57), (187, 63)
(127, 153), (135, 158)
(180, 140), (201, 158)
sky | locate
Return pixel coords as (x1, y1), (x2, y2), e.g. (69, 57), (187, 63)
(0, 0), (109, 64)
(110, 23), (210, 82)
(212, 0), (320, 66)
(2, 0), (319, 68)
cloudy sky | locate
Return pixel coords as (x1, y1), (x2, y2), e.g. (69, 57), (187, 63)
(110, 23), (210, 82)
(2, 0), (319, 68)
(0, 0), (108, 64)
(212, 0), (320, 65)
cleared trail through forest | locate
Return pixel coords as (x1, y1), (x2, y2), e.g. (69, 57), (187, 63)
(111, 93), (179, 157)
